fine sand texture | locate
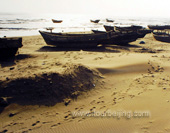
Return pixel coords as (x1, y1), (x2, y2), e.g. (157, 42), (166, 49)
(1, 34), (170, 133)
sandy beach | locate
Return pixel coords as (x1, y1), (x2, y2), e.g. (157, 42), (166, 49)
(1, 33), (170, 133)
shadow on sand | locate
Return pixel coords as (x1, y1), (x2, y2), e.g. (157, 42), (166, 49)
(0, 54), (33, 68)
(37, 43), (142, 53)
(0, 64), (100, 108)
(37, 45), (121, 53)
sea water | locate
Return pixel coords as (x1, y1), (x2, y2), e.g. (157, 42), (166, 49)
(1, 13), (170, 37)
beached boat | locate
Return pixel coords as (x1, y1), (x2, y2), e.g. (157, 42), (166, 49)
(152, 32), (170, 43)
(93, 26), (151, 44)
(137, 29), (153, 38)
(104, 25), (151, 36)
(90, 19), (100, 23)
(52, 19), (63, 23)
(39, 30), (136, 46)
(0, 37), (22, 58)
(104, 25), (143, 32)
(106, 19), (114, 22)
(39, 27), (151, 47)
(39, 31), (108, 48)
(148, 25), (170, 30)
(114, 25), (143, 31)
(104, 25), (115, 32)
(100, 30), (149, 44)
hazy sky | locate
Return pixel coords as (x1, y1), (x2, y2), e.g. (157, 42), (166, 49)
(1, 0), (170, 17)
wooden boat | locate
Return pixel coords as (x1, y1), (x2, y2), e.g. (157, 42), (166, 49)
(104, 25), (115, 32)
(148, 25), (170, 30)
(114, 25), (143, 31)
(90, 19), (100, 23)
(93, 26), (151, 44)
(152, 32), (170, 43)
(106, 19), (114, 22)
(99, 30), (149, 44)
(52, 19), (63, 23)
(0, 37), (22, 58)
(104, 25), (143, 32)
(39, 30), (108, 48)
(39, 26), (151, 47)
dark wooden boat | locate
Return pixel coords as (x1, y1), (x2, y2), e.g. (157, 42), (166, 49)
(148, 25), (170, 30)
(152, 32), (170, 43)
(39, 26), (151, 47)
(93, 27), (151, 44)
(39, 31), (108, 48)
(106, 19), (114, 22)
(90, 19), (100, 23)
(0, 37), (22, 58)
(137, 29), (153, 38)
(52, 19), (63, 23)
(100, 30), (149, 44)
(39, 30), (134, 46)
(104, 25), (115, 32)
(114, 25), (143, 31)
(104, 25), (143, 32)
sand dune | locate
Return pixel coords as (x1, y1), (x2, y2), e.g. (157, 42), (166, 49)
(1, 33), (170, 132)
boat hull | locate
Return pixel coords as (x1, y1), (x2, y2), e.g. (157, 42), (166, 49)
(52, 19), (63, 23)
(39, 31), (108, 48)
(148, 25), (170, 30)
(106, 19), (114, 22)
(90, 20), (100, 23)
(0, 37), (22, 59)
(153, 32), (170, 43)
(92, 29), (150, 44)
(104, 25), (115, 32)
(101, 32), (142, 44)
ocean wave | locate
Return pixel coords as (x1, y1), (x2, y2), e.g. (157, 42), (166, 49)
(16, 18), (47, 22)
(0, 19), (47, 24)
(0, 27), (38, 30)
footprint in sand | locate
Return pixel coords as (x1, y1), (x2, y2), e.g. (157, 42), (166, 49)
(75, 107), (79, 110)
(32, 121), (40, 127)
(56, 112), (59, 115)
(77, 107), (84, 112)
(64, 113), (73, 120)
(113, 97), (117, 101)
(64, 115), (69, 119)
(78, 117), (86, 122)
(112, 102), (116, 105)
(51, 123), (61, 128)
(112, 98), (117, 105)
(64, 110), (71, 114)
(42, 121), (53, 124)
(117, 97), (125, 101)
(74, 105), (85, 111)
(100, 106), (106, 109)
(90, 107), (96, 111)
(125, 88), (130, 93)
(138, 92), (143, 95)
(141, 126), (150, 130)
(98, 96), (104, 99)
(129, 95), (135, 98)
(96, 100), (105, 104)
(90, 100), (96, 104)
(111, 92), (117, 96)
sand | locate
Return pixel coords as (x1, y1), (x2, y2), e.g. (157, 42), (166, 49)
(1, 33), (170, 133)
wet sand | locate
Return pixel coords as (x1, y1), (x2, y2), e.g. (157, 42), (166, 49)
(1, 33), (170, 133)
